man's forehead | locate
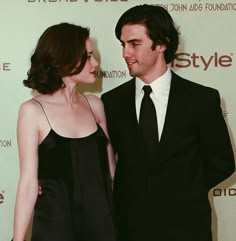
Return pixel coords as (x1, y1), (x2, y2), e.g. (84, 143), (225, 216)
(120, 24), (149, 40)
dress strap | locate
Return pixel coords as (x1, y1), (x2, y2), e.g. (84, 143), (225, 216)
(32, 98), (52, 129)
(81, 94), (97, 124)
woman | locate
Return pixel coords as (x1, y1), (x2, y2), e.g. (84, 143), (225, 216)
(13, 23), (116, 241)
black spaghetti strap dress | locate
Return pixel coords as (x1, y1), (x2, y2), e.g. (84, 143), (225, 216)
(31, 99), (116, 241)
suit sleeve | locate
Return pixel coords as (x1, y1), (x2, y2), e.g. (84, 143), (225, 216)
(199, 88), (235, 189)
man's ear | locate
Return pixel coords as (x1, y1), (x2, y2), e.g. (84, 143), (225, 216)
(155, 43), (167, 53)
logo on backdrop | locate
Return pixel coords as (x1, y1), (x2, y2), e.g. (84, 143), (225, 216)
(0, 139), (12, 148)
(158, 2), (236, 12)
(28, 0), (128, 3)
(171, 52), (233, 71)
(0, 190), (5, 204)
(213, 188), (236, 197)
(96, 70), (127, 79)
(0, 61), (11, 71)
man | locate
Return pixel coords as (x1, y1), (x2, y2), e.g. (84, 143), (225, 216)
(101, 4), (235, 241)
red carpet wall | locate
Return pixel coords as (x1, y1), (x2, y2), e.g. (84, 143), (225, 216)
(1, 0), (235, 240)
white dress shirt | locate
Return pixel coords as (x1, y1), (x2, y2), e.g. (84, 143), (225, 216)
(135, 67), (171, 141)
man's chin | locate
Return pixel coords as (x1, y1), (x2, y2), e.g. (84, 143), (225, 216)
(128, 70), (136, 77)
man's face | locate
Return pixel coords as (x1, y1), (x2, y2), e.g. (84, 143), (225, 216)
(120, 24), (165, 83)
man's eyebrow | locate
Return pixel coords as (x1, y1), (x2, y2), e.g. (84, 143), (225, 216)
(121, 39), (142, 44)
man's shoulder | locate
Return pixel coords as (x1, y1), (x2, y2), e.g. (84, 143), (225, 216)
(172, 71), (218, 95)
(101, 78), (135, 100)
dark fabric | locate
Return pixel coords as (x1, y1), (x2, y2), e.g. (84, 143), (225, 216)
(31, 125), (116, 241)
(101, 72), (235, 241)
(139, 85), (159, 161)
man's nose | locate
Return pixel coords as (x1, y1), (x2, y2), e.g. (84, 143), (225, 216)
(122, 45), (131, 58)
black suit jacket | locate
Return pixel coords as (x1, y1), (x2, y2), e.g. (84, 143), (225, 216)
(101, 72), (235, 241)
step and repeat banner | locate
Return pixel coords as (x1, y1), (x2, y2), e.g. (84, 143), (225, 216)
(1, 0), (236, 240)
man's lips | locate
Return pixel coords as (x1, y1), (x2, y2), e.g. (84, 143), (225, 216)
(126, 60), (137, 67)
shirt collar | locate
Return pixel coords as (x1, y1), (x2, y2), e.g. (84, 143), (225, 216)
(135, 67), (172, 98)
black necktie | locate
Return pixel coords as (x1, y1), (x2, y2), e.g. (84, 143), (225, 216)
(139, 85), (159, 156)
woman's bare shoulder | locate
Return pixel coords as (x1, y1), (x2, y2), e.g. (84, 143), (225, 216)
(83, 94), (105, 123)
(84, 94), (103, 108)
(18, 98), (43, 119)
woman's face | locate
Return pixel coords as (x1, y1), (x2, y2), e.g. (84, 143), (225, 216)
(71, 38), (98, 84)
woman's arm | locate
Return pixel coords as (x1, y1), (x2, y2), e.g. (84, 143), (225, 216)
(13, 101), (39, 241)
(86, 94), (116, 183)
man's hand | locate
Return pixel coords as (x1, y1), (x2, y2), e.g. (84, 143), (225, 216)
(38, 183), (42, 195)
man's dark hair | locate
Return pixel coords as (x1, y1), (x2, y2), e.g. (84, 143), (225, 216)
(115, 4), (180, 64)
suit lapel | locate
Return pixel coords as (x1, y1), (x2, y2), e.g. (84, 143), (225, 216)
(121, 78), (139, 128)
(157, 72), (185, 164)
(120, 78), (147, 156)
(118, 74), (186, 167)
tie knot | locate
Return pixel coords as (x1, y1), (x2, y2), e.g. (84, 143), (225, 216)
(143, 85), (152, 96)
